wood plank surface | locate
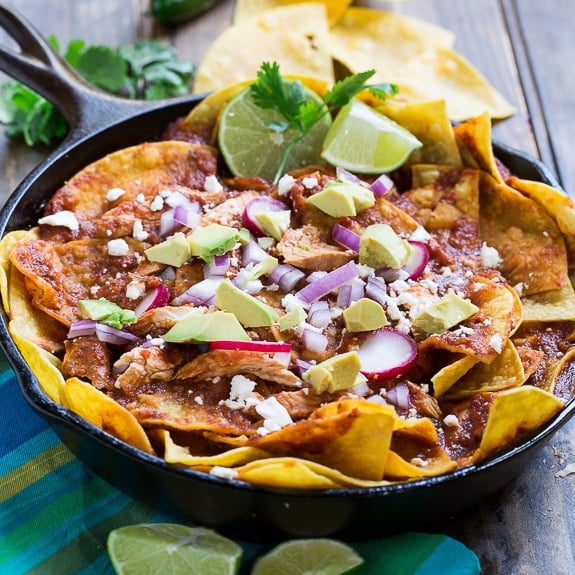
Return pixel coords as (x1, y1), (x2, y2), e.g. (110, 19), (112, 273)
(1, 1), (575, 573)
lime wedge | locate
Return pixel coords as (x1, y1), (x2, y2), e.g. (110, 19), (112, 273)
(107, 524), (242, 575)
(321, 98), (422, 174)
(218, 84), (331, 182)
(251, 538), (364, 575)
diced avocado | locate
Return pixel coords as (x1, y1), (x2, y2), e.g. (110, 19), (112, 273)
(251, 255), (279, 279)
(305, 184), (357, 217)
(303, 351), (363, 393)
(163, 310), (250, 342)
(359, 224), (412, 269)
(78, 299), (136, 328)
(187, 224), (239, 263)
(328, 180), (376, 212)
(215, 279), (278, 327)
(413, 290), (480, 335)
(145, 232), (191, 267)
(253, 210), (291, 240)
(237, 227), (252, 245)
(343, 298), (388, 332)
(279, 305), (307, 331)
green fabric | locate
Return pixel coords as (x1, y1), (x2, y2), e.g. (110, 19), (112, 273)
(0, 361), (481, 574)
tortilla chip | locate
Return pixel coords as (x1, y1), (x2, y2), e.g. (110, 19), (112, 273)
(0, 230), (36, 314)
(64, 377), (154, 454)
(521, 281), (575, 322)
(193, 4), (334, 94)
(445, 340), (525, 400)
(234, 0), (352, 27)
(479, 172), (569, 295)
(472, 386), (564, 462)
(384, 449), (456, 479)
(431, 355), (480, 397)
(544, 348), (575, 399)
(9, 322), (66, 404)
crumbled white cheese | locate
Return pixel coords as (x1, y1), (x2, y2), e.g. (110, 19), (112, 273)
(125, 279), (146, 300)
(257, 237), (276, 250)
(410, 457), (429, 467)
(106, 187), (126, 202)
(489, 333), (503, 353)
(150, 195), (164, 212)
(277, 174), (296, 196)
(480, 242), (502, 268)
(302, 176), (318, 189)
(410, 226), (432, 243)
(223, 375), (260, 410)
(89, 285), (100, 297)
(38, 210), (79, 232)
(356, 264), (376, 279)
(135, 193), (146, 204)
(443, 414), (460, 428)
(107, 238), (130, 256)
(204, 174), (223, 194)
(282, 293), (309, 312)
(194, 396), (204, 405)
(256, 397), (293, 435)
(210, 466), (238, 480)
(132, 220), (149, 241)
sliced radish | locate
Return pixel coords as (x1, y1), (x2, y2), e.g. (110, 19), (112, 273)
(242, 197), (290, 237)
(357, 327), (417, 381)
(134, 284), (170, 317)
(210, 340), (291, 353)
(403, 241), (429, 280)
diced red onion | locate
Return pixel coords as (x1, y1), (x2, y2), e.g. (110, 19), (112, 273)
(308, 300), (331, 329)
(365, 276), (388, 306)
(134, 284), (170, 317)
(295, 261), (359, 304)
(204, 254), (230, 277)
(370, 174), (394, 198)
(210, 340), (291, 353)
(295, 358), (312, 376)
(385, 382), (411, 410)
(273, 351), (292, 367)
(332, 223), (360, 252)
(242, 241), (269, 266)
(95, 323), (140, 345)
(68, 319), (98, 338)
(302, 328), (328, 353)
(242, 196), (290, 237)
(357, 327), (417, 381)
(173, 203), (201, 229)
(336, 280), (365, 308)
(159, 208), (180, 237)
(171, 277), (223, 306)
(336, 166), (361, 183)
(269, 264), (306, 292)
(233, 269), (263, 294)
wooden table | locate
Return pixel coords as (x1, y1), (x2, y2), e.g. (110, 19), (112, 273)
(0, 1), (573, 573)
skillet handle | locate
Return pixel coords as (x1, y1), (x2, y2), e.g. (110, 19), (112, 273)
(0, 3), (158, 142)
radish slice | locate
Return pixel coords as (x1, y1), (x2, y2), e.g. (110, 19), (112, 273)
(243, 197), (290, 237)
(295, 261), (359, 304)
(210, 340), (291, 353)
(357, 327), (417, 381)
(134, 284), (170, 317)
(332, 223), (360, 252)
(403, 241), (429, 280)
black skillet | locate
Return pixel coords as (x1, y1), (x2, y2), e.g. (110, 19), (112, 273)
(0, 3), (573, 542)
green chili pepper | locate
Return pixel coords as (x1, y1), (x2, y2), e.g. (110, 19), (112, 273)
(150, 0), (221, 25)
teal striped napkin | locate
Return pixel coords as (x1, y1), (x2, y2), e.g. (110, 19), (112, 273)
(0, 352), (481, 574)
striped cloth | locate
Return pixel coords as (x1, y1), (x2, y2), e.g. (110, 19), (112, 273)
(0, 352), (481, 575)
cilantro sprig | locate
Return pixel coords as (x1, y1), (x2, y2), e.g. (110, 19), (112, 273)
(0, 36), (194, 147)
(249, 62), (399, 183)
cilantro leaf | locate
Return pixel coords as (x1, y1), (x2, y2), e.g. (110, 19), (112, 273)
(0, 38), (195, 147)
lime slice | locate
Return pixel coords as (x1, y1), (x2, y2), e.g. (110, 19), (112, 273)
(321, 98), (422, 174)
(107, 523), (242, 575)
(218, 84), (331, 182)
(251, 538), (364, 575)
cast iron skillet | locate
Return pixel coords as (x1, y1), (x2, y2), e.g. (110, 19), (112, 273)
(0, 3), (573, 541)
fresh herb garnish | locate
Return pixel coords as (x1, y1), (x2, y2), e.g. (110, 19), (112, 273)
(249, 62), (399, 182)
(0, 36), (194, 147)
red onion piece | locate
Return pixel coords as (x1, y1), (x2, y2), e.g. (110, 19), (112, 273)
(269, 264), (306, 292)
(302, 328), (328, 353)
(308, 300), (331, 329)
(385, 382), (410, 410)
(171, 278), (223, 306)
(336, 166), (361, 183)
(68, 319), (98, 338)
(242, 197), (290, 237)
(205, 254), (230, 277)
(134, 284), (170, 317)
(370, 174), (394, 198)
(295, 358), (312, 376)
(242, 241), (269, 266)
(173, 203), (201, 229)
(295, 261), (359, 304)
(332, 223), (360, 252)
(357, 327), (417, 381)
(159, 208), (180, 237)
(95, 323), (140, 345)
(210, 340), (291, 353)
(336, 281), (365, 308)
(365, 276), (387, 306)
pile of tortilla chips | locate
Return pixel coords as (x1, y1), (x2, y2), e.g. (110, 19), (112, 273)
(192, 0), (515, 121)
(1, 78), (573, 492)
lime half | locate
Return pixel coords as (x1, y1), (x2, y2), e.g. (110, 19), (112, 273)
(321, 98), (422, 174)
(251, 538), (364, 575)
(218, 84), (331, 182)
(107, 523), (242, 575)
